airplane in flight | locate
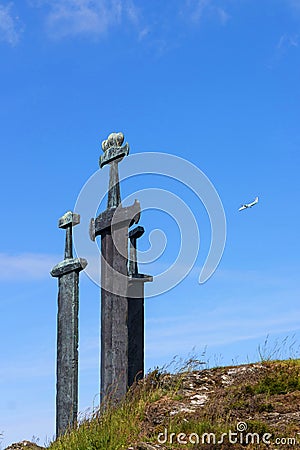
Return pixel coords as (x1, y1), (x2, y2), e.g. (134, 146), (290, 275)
(239, 196), (259, 211)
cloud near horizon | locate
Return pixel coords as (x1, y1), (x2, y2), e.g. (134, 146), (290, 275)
(0, 252), (58, 281)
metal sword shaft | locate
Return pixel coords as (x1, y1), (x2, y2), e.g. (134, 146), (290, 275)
(99, 140), (129, 210)
(93, 139), (139, 403)
(65, 225), (73, 259)
(56, 269), (79, 435)
(107, 159), (121, 209)
(127, 226), (153, 387)
(95, 202), (141, 402)
(128, 226), (144, 276)
(51, 211), (87, 437)
(100, 224), (128, 402)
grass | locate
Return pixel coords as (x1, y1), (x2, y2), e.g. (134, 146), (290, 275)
(49, 369), (183, 450)
(48, 356), (300, 450)
(246, 360), (300, 395)
(50, 393), (143, 449)
(258, 334), (300, 362)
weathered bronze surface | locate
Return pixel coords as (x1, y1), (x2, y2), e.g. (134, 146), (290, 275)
(127, 226), (153, 386)
(51, 211), (87, 437)
(92, 133), (132, 401)
(91, 132), (152, 402)
(128, 226), (145, 276)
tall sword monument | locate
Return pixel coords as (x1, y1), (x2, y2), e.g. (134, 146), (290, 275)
(90, 131), (152, 402)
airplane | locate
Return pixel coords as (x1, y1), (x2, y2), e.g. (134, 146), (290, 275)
(238, 196), (259, 211)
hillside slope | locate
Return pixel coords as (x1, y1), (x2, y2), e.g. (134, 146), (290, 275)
(6, 360), (300, 450)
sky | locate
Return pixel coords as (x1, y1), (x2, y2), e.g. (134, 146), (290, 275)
(0, 0), (300, 447)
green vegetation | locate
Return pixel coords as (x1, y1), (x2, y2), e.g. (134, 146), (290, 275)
(48, 359), (300, 450)
(49, 370), (181, 450)
(246, 360), (300, 395)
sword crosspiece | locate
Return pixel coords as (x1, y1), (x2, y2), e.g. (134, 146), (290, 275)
(51, 211), (87, 438)
(127, 226), (153, 386)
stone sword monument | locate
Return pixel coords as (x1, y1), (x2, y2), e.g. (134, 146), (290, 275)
(128, 226), (153, 386)
(51, 211), (87, 437)
(90, 132), (142, 402)
(90, 132), (153, 401)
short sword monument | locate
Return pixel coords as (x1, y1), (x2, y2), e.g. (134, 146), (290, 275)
(128, 226), (153, 386)
(51, 211), (87, 437)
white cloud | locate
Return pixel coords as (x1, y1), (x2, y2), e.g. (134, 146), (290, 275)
(0, 252), (58, 281)
(268, 31), (299, 68)
(31, 0), (230, 43)
(184, 0), (211, 23)
(215, 6), (230, 24)
(33, 0), (141, 39)
(0, 2), (21, 45)
(0, 358), (53, 382)
(181, 0), (230, 25)
(277, 32), (299, 49)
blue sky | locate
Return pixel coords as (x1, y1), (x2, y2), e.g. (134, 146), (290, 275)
(1, 0), (300, 446)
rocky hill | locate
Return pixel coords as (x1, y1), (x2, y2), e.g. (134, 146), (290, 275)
(6, 360), (300, 450)
(4, 442), (44, 450)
